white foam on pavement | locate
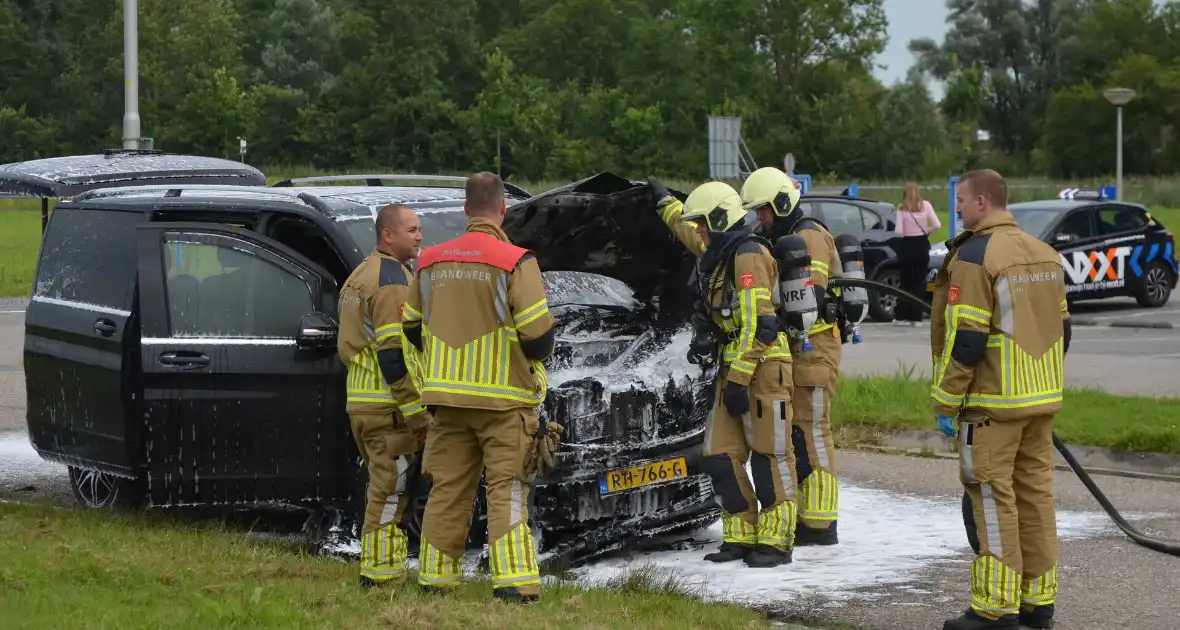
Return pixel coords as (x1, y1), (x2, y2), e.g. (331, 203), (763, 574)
(567, 483), (1118, 608)
(0, 431), (65, 481)
(0, 428), (1139, 611)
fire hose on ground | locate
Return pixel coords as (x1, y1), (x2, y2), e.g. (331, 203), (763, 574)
(828, 276), (1180, 558)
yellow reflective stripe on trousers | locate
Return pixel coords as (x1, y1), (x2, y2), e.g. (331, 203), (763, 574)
(489, 521), (541, 589)
(375, 321), (402, 344)
(931, 304), (993, 407)
(420, 325), (546, 405)
(417, 537), (463, 587)
(811, 260), (829, 276)
(799, 469), (839, 521)
(513, 298), (549, 328)
(346, 346), (394, 403)
(1022, 566), (1058, 606)
(721, 512), (758, 545)
(756, 499), (797, 548)
(360, 523), (408, 581)
(971, 554), (1021, 616)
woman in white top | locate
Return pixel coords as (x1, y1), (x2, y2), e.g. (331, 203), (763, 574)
(893, 182), (942, 325)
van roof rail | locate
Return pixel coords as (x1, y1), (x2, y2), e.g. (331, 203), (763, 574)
(271, 174), (533, 199)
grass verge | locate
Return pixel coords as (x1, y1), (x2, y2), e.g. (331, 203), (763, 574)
(0, 500), (797, 630)
(832, 368), (1180, 455)
(0, 204), (41, 298)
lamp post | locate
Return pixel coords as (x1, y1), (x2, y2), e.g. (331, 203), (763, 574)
(1103, 87), (1135, 201)
(122, 0), (140, 149)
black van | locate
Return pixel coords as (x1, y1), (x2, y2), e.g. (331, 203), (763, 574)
(21, 173), (718, 563)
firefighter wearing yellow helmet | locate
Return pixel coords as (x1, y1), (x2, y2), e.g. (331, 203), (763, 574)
(741, 166), (843, 546)
(648, 178), (799, 568)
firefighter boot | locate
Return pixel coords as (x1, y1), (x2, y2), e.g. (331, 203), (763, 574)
(743, 544), (792, 568)
(943, 609), (1020, 629)
(794, 521), (839, 546)
(704, 542), (755, 563)
(494, 587), (539, 604)
(1019, 605), (1054, 629)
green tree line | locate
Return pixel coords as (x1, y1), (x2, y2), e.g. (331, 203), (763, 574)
(0, 0), (1177, 183)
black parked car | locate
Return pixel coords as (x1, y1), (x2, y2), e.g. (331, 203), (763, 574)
(925, 195), (1177, 308)
(0, 148), (268, 231)
(796, 193), (915, 321)
(20, 170), (717, 564)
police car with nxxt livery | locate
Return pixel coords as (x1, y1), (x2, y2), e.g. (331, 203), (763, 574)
(927, 189), (1177, 307)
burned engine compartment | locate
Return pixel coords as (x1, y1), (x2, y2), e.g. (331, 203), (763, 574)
(494, 175), (721, 557)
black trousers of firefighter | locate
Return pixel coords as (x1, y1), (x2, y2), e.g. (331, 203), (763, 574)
(958, 409), (1059, 621)
(700, 359), (798, 562)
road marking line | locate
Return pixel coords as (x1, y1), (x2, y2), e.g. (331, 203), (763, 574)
(1080, 308), (1180, 321)
(1076, 335), (1178, 341)
(0, 310), (25, 314)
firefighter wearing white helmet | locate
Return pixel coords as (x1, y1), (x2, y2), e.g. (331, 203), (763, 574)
(741, 166), (844, 547)
(647, 178), (799, 568)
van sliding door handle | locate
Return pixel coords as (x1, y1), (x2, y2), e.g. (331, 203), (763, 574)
(93, 319), (117, 336)
(158, 351), (210, 369)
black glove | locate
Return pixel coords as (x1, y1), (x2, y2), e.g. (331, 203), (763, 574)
(647, 177), (671, 205)
(722, 381), (749, 417)
(687, 347), (712, 367)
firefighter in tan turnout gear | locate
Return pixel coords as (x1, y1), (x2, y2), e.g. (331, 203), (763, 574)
(402, 172), (559, 603)
(932, 169), (1071, 630)
(337, 203), (433, 587)
(741, 167), (843, 546)
(649, 178), (798, 568)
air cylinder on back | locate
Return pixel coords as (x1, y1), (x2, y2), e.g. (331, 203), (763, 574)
(773, 234), (818, 352)
(834, 233), (868, 343)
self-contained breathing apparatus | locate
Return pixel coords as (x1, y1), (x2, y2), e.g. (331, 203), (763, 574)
(772, 234), (820, 351)
(770, 218), (869, 349)
(684, 221), (871, 370)
(833, 233), (869, 344)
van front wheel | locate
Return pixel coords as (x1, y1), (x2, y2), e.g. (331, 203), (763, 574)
(67, 466), (144, 510)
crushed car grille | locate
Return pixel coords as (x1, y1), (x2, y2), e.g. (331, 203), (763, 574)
(535, 473), (715, 527)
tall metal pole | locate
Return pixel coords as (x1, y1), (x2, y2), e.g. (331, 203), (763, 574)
(1104, 87), (1134, 201)
(1115, 105), (1124, 201)
(122, 0), (141, 149)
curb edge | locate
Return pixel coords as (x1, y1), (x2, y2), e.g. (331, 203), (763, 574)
(852, 444), (1180, 484)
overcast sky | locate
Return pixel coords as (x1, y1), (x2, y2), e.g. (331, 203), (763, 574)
(874, 0), (949, 93)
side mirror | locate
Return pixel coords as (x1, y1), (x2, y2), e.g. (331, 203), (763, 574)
(297, 312), (338, 349)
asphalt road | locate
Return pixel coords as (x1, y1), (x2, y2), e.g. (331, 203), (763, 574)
(803, 451), (1180, 630)
(846, 297), (1180, 397)
(1064, 296), (1180, 329)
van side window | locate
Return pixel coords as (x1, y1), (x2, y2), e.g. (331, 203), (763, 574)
(164, 240), (314, 338)
(34, 208), (141, 310)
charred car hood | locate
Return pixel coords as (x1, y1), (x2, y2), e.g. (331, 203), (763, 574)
(502, 173), (695, 324)
(496, 174), (714, 489)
